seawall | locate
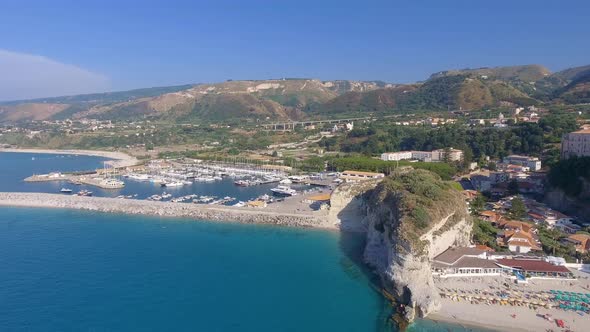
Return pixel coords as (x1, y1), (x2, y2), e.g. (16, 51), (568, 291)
(0, 192), (333, 229)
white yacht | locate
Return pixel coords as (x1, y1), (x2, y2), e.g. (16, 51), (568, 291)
(60, 188), (73, 193)
(128, 173), (150, 181)
(100, 178), (125, 189)
(162, 181), (184, 187)
(270, 185), (297, 197)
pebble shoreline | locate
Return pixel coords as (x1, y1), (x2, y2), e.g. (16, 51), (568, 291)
(0, 193), (335, 229)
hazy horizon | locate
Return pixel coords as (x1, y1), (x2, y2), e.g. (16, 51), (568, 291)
(1, 0), (589, 100)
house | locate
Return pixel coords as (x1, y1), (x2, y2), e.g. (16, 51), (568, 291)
(544, 210), (573, 228)
(554, 221), (582, 234)
(499, 230), (542, 253)
(496, 220), (541, 254)
(564, 234), (590, 253)
(340, 170), (385, 182)
(497, 220), (534, 233)
(479, 210), (503, 223)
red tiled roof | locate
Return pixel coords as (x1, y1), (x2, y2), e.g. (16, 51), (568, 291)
(496, 259), (570, 273)
(475, 244), (494, 252)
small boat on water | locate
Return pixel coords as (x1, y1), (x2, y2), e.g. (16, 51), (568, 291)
(279, 178), (292, 184)
(234, 180), (250, 187)
(76, 190), (93, 196)
(60, 188), (73, 193)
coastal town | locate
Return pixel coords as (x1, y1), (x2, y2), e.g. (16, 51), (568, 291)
(2, 106), (590, 331)
(3, 2), (590, 332)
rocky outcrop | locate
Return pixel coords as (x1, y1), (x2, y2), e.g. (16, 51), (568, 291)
(330, 169), (472, 322)
(364, 210), (471, 321)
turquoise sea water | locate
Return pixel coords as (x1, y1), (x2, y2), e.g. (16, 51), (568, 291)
(0, 152), (489, 331)
(0, 207), (389, 331)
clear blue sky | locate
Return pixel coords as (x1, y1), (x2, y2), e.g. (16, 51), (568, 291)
(1, 0), (589, 99)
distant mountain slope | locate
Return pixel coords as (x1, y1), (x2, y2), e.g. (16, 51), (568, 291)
(0, 85), (195, 106)
(428, 65), (551, 82)
(0, 103), (69, 122)
(317, 85), (418, 114)
(68, 79), (385, 121)
(551, 65), (590, 82)
(558, 70), (590, 104)
(534, 65), (590, 103)
(1, 64), (589, 124)
(314, 75), (538, 115)
(0, 85), (195, 123)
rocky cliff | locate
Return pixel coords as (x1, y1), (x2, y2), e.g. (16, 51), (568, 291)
(545, 184), (590, 223)
(330, 168), (472, 322)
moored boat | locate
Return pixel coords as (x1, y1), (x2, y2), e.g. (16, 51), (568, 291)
(270, 185), (297, 197)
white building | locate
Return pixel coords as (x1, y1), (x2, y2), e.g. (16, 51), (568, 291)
(380, 148), (463, 163)
(432, 148), (464, 162)
(561, 129), (590, 159)
(411, 150), (433, 162)
(381, 151), (412, 161)
(503, 155), (542, 171)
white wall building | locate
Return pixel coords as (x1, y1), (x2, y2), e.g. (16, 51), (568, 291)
(503, 155), (542, 171)
(380, 148), (463, 163)
(381, 151), (412, 161)
(561, 129), (590, 159)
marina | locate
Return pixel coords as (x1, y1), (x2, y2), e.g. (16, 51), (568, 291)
(12, 154), (333, 208)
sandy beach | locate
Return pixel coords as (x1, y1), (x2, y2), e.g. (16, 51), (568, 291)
(430, 275), (590, 331)
(0, 148), (139, 168)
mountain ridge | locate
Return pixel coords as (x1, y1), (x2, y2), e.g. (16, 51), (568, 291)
(1, 64), (589, 123)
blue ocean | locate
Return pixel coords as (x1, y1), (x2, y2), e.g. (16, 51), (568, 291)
(0, 152), (487, 331)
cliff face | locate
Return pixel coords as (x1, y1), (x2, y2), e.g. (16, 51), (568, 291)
(545, 179), (590, 223)
(330, 168), (472, 321)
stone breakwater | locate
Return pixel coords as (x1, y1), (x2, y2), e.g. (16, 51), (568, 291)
(0, 193), (333, 229)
